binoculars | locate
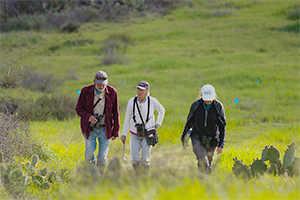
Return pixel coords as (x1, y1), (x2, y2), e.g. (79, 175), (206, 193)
(90, 113), (104, 129)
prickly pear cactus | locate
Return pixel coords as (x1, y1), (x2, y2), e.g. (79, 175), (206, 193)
(39, 167), (48, 176)
(287, 157), (300, 177)
(232, 158), (251, 179)
(41, 182), (50, 190)
(266, 146), (280, 163)
(261, 146), (268, 161)
(283, 142), (296, 168)
(31, 155), (38, 167)
(268, 162), (278, 175)
(251, 159), (268, 177)
(47, 171), (57, 183)
(33, 174), (43, 184)
(275, 159), (282, 170)
(9, 169), (24, 180)
(233, 142), (299, 179)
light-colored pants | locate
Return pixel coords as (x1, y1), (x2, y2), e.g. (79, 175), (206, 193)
(85, 127), (111, 166)
(130, 133), (152, 166)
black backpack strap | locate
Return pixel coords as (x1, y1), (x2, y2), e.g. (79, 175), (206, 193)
(146, 96), (150, 123)
(214, 100), (225, 126)
(133, 96), (150, 125)
(133, 97), (137, 123)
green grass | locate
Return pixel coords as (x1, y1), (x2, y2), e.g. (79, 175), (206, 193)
(1, 0), (300, 199)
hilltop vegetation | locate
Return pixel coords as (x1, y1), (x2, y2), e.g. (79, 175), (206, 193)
(0, 0), (299, 199)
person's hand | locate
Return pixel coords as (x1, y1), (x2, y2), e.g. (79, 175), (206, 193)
(217, 147), (223, 154)
(89, 115), (97, 124)
(121, 135), (126, 143)
(111, 136), (117, 140)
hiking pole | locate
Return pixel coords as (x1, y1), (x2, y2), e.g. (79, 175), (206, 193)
(122, 142), (126, 161)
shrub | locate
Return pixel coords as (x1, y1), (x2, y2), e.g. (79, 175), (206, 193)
(1, 14), (46, 32)
(22, 69), (63, 92)
(18, 92), (77, 121)
(103, 51), (126, 66)
(0, 113), (33, 163)
(61, 22), (80, 33)
(0, 63), (26, 89)
(49, 39), (94, 52)
(287, 4), (300, 20)
(102, 33), (133, 66)
(0, 95), (18, 115)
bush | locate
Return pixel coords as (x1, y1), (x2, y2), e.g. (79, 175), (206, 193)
(1, 0), (181, 32)
(22, 69), (63, 92)
(0, 95), (18, 115)
(0, 63), (26, 89)
(61, 22), (80, 33)
(1, 14), (46, 32)
(287, 4), (300, 20)
(102, 33), (133, 66)
(0, 113), (33, 163)
(18, 93), (77, 121)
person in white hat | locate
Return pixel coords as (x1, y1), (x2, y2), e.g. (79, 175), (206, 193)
(76, 71), (120, 174)
(121, 81), (165, 173)
(181, 84), (226, 174)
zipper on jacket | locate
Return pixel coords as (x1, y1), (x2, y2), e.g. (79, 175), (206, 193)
(205, 109), (208, 127)
(204, 103), (208, 127)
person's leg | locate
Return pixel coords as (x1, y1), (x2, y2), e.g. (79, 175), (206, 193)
(206, 143), (217, 174)
(96, 127), (111, 169)
(141, 137), (151, 172)
(192, 138), (209, 173)
(205, 138), (217, 173)
(130, 134), (142, 172)
(85, 130), (97, 163)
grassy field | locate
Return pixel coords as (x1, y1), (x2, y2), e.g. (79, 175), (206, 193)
(1, 0), (299, 199)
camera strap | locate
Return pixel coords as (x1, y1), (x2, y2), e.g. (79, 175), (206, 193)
(93, 98), (106, 116)
(93, 98), (101, 108)
(132, 96), (150, 125)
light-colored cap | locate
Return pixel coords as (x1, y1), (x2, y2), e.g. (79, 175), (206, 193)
(95, 71), (108, 85)
(201, 84), (216, 101)
(136, 81), (150, 90)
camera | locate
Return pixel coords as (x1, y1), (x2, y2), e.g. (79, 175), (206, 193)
(135, 123), (146, 137)
(90, 113), (104, 129)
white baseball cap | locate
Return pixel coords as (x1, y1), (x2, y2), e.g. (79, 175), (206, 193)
(201, 84), (216, 101)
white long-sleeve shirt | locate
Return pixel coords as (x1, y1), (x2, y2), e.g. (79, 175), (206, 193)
(121, 95), (165, 136)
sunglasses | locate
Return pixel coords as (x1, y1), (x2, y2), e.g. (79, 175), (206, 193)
(95, 77), (107, 80)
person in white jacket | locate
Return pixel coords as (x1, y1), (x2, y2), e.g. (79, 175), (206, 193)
(121, 81), (165, 172)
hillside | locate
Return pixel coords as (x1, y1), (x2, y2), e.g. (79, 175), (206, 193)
(0, 0), (299, 199)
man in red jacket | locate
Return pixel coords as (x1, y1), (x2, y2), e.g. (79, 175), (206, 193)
(76, 71), (120, 173)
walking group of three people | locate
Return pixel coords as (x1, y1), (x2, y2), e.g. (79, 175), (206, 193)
(76, 70), (226, 174)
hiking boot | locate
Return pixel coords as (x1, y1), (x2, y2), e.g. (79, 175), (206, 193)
(96, 163), (105, 175)
(132, 163), (141, 173)
(197, 159), (208, 174)
(142, 165), (150, 173)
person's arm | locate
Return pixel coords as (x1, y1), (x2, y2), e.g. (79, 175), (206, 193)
(75, 88), (93, 123)
(111, 89), (120, 139)
(217, 102), (226, 149)
(121, 99), (133, 143)
(153, 98), (165, 128)
(181, 102), (197, 142)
